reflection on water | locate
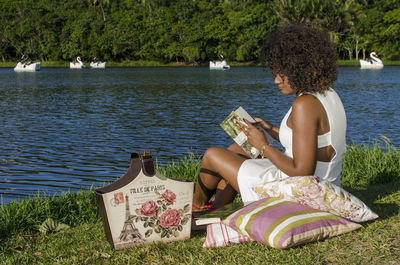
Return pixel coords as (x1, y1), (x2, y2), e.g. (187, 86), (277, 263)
(0, 67), (399, 203)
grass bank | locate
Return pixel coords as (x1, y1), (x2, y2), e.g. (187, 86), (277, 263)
(338, 59), (400, 66)
(0, 60), (258, 68)
(1, 60), (400, 68)
(1, 142), (399, 264)
(0, 60), (171, 68)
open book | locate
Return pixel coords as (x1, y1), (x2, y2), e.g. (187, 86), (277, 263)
(220, 106), (274, 158)
(194, 201), (245, 226)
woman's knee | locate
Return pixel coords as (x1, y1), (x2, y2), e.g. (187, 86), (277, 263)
(202, 147), (226, 165)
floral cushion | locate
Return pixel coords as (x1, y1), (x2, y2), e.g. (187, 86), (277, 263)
(252, 176), (378, 223)
(203, 221), (253, 248)
(224, 197), (362, 249)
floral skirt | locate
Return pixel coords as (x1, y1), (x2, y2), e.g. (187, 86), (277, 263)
(237, 158), (289, 203)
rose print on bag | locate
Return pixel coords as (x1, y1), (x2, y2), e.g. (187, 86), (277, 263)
(162, 189), (176, 205)
(130, 190), (191, 238)
(160, 209), (181, 228)
(140, 200), (158, 217)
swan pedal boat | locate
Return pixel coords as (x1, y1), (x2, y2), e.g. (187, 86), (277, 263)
(89, 61), (106, 69)
(70, 57), (86, 69)
(360, 52), (384, 69)
(14, 62), (41, 72)
(210, 60), (230, 70)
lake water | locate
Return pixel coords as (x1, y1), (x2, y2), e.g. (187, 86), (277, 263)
(1, 66), (399, 204)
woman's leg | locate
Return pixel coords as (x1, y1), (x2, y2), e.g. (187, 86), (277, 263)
(227, 142), (250, 158)
(208, 143), (250, 208)
(192, 147), (247, 210)
(212, 180), (237, 208)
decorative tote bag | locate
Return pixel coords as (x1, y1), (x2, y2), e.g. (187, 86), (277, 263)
(95, 151), (193, 250)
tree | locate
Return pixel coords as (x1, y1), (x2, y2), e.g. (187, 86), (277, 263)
(339, 0), (367, 60)
(88, 0), (109, 21)
(182, 46), (200, 63)
(227, 3), (277, 62)
(0, 0), (399, 62)
(354, 7), (382, 59)
(380, 8), (400, 59)
(269, 0), (335, 27)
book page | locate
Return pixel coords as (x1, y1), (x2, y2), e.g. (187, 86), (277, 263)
(220, 110), (258, 158)
(234, 106), (256, 123)
(235, 106), (274, 144)
(220, 106), (274, 159)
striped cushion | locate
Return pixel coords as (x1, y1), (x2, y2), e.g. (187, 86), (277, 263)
(223, 197), (362, 249)
(203, 222), (253, 248)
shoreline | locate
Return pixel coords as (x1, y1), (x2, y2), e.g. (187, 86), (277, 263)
(0, 60), (258, 68)
(1, 140), (398, 207)
(1, 142), (399, 264)
(2, 60), (400, 68)
(0, 137), (399, 207)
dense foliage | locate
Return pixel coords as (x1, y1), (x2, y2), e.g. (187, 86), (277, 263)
(1, 0), (399, 63)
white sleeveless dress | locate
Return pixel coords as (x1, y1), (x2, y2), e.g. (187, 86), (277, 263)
(237, 88), (347, 203)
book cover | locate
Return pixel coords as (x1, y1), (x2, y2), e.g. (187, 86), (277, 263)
(195, 201), (245, 226)
(220, 106), (273, 159)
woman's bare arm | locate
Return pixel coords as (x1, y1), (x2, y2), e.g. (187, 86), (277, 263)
(245, 95), (320, 176)
(254, 118), (280, 141)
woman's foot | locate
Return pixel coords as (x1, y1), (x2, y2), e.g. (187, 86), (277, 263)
(191, 202), (215, 231)
(192, 202), (213, 212)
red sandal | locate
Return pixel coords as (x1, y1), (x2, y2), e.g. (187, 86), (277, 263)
(192, 202), (215, 218)
(192, 202), (213, 211)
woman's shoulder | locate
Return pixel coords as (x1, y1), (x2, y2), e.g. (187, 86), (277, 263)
(292, 94), (321, 111)
(291, 94), (326, 123)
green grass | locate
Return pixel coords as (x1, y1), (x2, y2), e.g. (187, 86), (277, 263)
(337, 60), (400, 66)
(0, 190), (101, 239)
(0, 60), (258, 68)
(106, 60), (170, 67)
(342, 138), (400, 189)
(1, 142), (400, 264)
(0, 60), (171, 68)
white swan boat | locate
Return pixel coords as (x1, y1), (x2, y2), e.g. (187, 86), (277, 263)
(70, 56), (86, 69)
(360, 52), (384, 69)
(90, 61), (106, 69)
(210, 54), (230, 70)
(210, 60), (230, 70)
(14, 55), (40, 72)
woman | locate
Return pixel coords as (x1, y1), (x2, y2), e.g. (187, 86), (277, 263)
(192, 24), (347, 211)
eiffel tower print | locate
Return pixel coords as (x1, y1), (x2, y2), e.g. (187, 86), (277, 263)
(118, 194), (145, 243)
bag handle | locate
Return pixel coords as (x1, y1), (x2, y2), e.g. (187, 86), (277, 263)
(139, 151), (155, 177)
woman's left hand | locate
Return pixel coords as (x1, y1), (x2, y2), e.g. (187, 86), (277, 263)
(240, 119), (269, 150)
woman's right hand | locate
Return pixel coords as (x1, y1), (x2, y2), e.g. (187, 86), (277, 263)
(254, 118), (273, 131)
